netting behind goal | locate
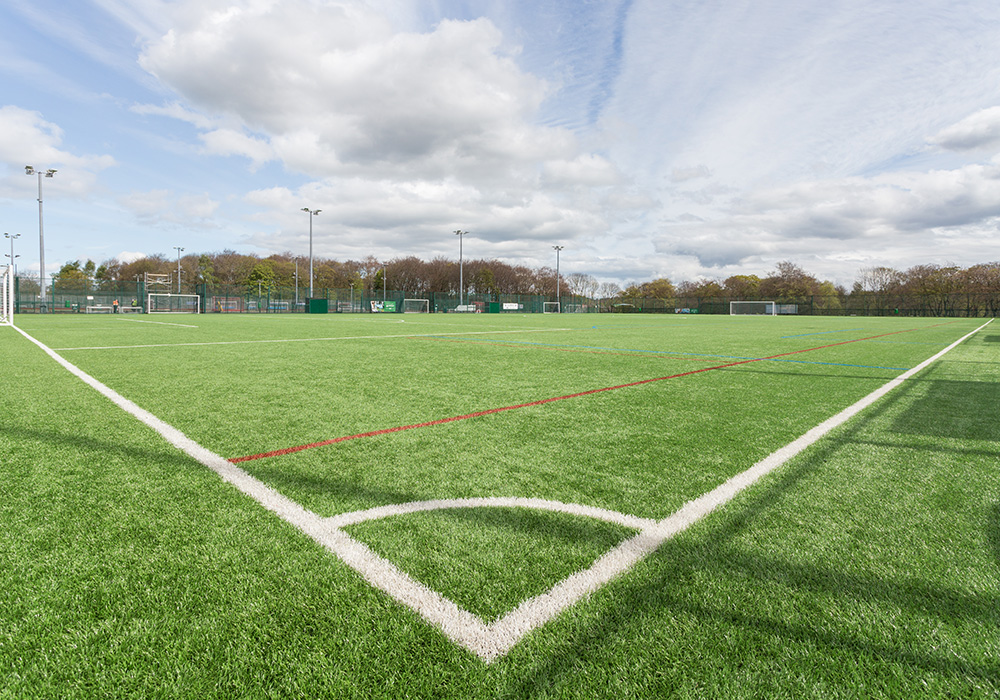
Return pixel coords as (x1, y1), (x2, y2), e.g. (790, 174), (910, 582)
(148, 293), (201, 314)
(543, 302), (561, 314)
(730, 301), (776, 316)
(402, 298), (429, 313)
(1, 265), (12, 325)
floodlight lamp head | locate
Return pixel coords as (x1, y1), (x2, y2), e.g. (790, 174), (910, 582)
(45, 169), (57, 177)
(25, 166), (34, 174)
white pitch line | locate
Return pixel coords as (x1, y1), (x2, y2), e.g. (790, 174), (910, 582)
(52, 327), (574, 351)
(326, 497), (657, 531)
(117, 317), (199, 328)
(11, 319), (991, 664)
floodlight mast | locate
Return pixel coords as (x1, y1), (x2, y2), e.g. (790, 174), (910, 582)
(454, 230), (468, 306)
(4, 233), (20, 275)
(553, 245), (564, 312)
(303, 208), (321, 297)
(173, 246), (184, 293)
(25, 166), (56, 305)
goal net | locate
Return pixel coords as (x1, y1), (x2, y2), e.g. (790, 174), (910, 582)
(1, 265), (12, 326)
(543, 301), (561, 314)
(148, 293), (201, 314)
(730, 301), (776, 316)
(211, 296), (243, 313)
(402, 298), (429, 313)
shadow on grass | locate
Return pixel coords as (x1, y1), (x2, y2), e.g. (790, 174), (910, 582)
(356, 505), (633, 548)
(502, 366), (1000, 694)
(249, 465), (423, 512)
(890, 364), (1000, 441)
(0, 420), (197, 470)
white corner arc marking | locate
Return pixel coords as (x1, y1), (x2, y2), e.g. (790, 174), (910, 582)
(12, 320), (991, 663)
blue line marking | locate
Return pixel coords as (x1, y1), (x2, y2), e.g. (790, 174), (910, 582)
(427, 336), (910, 371)
(781, 328), (864, 338)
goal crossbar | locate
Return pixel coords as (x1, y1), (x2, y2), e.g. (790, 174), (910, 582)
(402, 298), (430, 313)
(730, 301), (777, 316)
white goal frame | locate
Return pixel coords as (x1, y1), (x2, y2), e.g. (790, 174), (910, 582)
(1, 265), (12, 326)
(730, 301), (777, 316)
(147, 293), (201, 314)
(402, 298), (430, 314)
(543, 301), (561, 314)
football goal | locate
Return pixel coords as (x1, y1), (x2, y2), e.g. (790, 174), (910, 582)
(402, 298), (430, 313)
(1, 265), (12, 325)
(730, 301), (777, 316)
(543, 301), (561, 314)
(212, 297), (242, 313)
(148, 293), (201, 314)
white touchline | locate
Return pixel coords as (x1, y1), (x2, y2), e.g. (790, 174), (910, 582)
(116, 317), (199, 328)
(52, 327), (574, 351)
(12, 319), (992, 663)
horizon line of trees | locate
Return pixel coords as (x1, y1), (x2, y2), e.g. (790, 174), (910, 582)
(21, 251), (1000, 305)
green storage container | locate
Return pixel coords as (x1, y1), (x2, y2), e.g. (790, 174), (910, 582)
(308, 298), (328, 314)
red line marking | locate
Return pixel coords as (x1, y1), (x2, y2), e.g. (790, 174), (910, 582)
(230, 323), (957, 463)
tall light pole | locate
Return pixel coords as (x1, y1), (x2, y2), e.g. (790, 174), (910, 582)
(553, 245), (564, 312)
(173, 246), (184, 293)
(302, 208), (321, 297)
(4, 233), (20, 274)
(454, 230), (468, 306)
(25, 166), (56, 304)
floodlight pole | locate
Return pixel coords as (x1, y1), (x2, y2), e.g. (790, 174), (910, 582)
(302, 208), (321, 297)
(25, 166), (56, 305)
(4, 233), (20, 275)
(173, 246), (184, 293)
(553, 245), (564, 312)
(454, 230), (468, 306)
(294, 258), (299, 307)
(382, 265), (386, 304)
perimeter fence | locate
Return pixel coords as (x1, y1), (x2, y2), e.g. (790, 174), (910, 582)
(8, 277), (1000, 317)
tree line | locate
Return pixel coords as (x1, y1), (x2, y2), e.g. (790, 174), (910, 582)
(33, 252), (1000, 310)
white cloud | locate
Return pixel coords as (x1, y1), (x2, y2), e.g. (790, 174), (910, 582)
(653, 159), (1000, 282)
(131, 101), (219, 130)
(929, 106), (1000, 152)
(137, 3), (559, 178)
(0, 106), (116, 197)
(132, 0), (643, 263)
(116, 250), (147, 263)
(118, 188), (219, 226)
(199, 128), (275, 167)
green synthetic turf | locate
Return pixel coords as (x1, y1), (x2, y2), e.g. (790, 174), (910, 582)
(1, 313), (996, 698)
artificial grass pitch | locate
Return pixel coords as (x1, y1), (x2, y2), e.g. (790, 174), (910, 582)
(1, 314), (997, 697)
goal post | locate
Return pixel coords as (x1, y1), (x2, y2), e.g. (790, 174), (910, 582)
(402, 298), (430, 313)
(543, 301), (561, 314)
(147, 293), (201, 314)
(730, 301), (777, 316)
(1, 265), (12, 326)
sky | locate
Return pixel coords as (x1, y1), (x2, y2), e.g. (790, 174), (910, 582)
(2, 0), (1000, 288)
